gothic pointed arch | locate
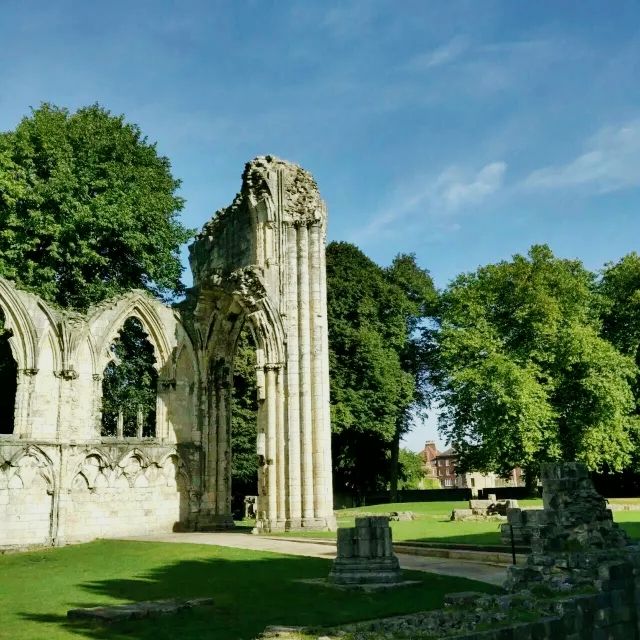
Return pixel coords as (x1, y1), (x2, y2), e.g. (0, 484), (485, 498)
(90, 290), (173, 374)
(8, 445), (55, 490)
(0, 279), (40, 371)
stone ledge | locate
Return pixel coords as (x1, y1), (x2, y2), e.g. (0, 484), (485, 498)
(67, 597), (214, 623)
(296, 577), (420, 592)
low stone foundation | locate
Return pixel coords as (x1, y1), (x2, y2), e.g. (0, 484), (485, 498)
(328, 516), (402, 585)
(67, 597), (214, 624)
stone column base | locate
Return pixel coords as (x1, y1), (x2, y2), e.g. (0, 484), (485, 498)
(196, 513), (235, 531)
(328, 556), (402, 585)
(253, 515), (337, 533)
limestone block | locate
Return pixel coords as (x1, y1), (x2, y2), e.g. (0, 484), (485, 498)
(329, 516), (401, 585)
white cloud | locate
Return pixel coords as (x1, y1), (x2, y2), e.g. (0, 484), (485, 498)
(437, 162), (506, 210)
(357, 161), (506, 240)
(408, 35), (469, 70)
(523, 120), (640, 193)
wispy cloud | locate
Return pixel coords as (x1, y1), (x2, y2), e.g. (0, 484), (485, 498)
(523, 120), (640, 193)
(407, 35), (469, 70)
(357, 161), (506, 240)
(438, 162), (506, 210)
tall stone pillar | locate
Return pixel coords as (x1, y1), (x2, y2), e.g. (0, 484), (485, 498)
(189, 156), (337, 533)
(285, 222), (302, 528)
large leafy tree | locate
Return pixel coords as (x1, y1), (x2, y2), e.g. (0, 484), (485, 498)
(326, 242), (436, 495)
(599, 252), (640, 373)
(598, 253), (640, 464)
(431, 245), (638, 484)
(0, 103), (192, 312)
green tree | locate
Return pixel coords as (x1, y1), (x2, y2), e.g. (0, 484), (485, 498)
(0, 103), (192, 312)
(326, 242), (436, 496)
(598, 253), (640, 466)
(431, 245), (638, 484)
(599, 252), (640, 381)
(397, 449), (427, 490)
(101, 317), (158, 437)
(230, 325), (259, 502)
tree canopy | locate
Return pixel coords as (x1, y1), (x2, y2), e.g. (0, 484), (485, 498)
(431, 244), (638, 480)
(599, 252), (640, 366)
(326, 241), (436, 494)
(0, 103), (192, 311)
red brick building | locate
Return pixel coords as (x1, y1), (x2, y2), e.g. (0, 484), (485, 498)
(420, 441), (523, 491)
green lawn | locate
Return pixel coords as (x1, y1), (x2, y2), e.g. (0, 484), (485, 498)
(270, 499), (640, 547)
(0, 539), (500, 640)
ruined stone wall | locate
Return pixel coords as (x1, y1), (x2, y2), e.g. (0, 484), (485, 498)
(0, 282), (201, 549)
(189, 156), (335, 532)
(0, 155), (336, 547)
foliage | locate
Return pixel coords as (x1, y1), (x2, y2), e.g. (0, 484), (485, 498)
(421, 476), (442, 489)
(431, 244), (638, 478)
(101, 317), (158, 437)
(597, 253), (640, 467)
(599, 253), (640, 408)
(599, 252), (640, 359)
(230, 324), (259, 498)
(326, 242), (436, 494)
(397, 448), (427, 489)
(0, 103), (192, 311)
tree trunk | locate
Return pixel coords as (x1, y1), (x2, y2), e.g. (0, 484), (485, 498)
(389, 426), (400, 503)
(523, 465), (539, 497)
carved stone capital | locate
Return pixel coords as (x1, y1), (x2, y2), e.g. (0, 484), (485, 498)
(55, 368), (79, 380)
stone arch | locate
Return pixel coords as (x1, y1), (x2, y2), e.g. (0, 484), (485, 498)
(191, 157), (335, 533)
(157, 451), (191, 487)
(8, 445), (55, 490)
(1, 445), (55, 547)
(167, 335), (199, 443)
(35, 301), (65, 374)
(0, 307), (18, 436)
(71, 449), (113, 489)
(0, 280), (39, 371)
(100, 315), (159, 439)
(91, 291), (173, 375)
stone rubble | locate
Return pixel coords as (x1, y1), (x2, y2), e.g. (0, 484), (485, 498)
(67, 597), (214, 624)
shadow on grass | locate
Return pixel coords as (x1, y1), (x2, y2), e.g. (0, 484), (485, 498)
(399, 529), (507, 549)
(18, 542), (501, 640)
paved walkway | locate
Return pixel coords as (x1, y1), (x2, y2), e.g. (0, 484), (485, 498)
(120, 532), (506, 587)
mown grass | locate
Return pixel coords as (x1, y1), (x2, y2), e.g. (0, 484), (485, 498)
(268, 499), (640, 547)
(0, 539), (500, 640)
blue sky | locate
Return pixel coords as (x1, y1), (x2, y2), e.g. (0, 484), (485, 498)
(2, 1), (640, 451)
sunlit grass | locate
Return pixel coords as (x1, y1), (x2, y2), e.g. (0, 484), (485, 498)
(0, 539), (501, 640)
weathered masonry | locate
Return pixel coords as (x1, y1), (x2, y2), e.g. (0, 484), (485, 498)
(0, 156), (336, 550)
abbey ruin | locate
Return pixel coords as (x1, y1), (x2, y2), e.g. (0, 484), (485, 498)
(0, 156), (336, 549)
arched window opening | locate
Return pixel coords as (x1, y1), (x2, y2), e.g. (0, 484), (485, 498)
(101, 317), (158, 438)
(0, 309), (17, 435)
(231, 323), (259, 519)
